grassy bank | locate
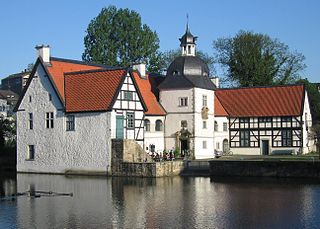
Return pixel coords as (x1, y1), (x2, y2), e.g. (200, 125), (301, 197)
(213, 153), (320, 161)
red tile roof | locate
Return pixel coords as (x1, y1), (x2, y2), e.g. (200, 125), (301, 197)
(132, 72), (166, 116)
(215, 85), (304, 117)
(65, 69), (126, 112)
(47, 59), (103, 101)
(214, 96), (228, 116)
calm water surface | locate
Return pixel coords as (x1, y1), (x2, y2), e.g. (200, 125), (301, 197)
(1, 173), (320, 228)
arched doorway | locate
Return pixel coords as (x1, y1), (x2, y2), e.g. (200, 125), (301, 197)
(223, 139), (229, 153)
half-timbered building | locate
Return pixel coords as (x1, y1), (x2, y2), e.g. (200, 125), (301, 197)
(215, 85), (313, 155)
(14, 27), (314, 175)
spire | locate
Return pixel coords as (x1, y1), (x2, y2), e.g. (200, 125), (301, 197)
(179, 16), (197, 56)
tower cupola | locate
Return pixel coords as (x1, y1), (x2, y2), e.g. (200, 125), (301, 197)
(179, 23), (197, 56)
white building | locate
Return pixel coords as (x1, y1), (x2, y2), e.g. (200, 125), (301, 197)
(14, 27), (314, 174)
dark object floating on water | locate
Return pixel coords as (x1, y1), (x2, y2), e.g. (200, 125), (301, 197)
(0, 190), (73, 201)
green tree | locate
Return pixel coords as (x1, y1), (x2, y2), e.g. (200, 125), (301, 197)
(159, 49), (215, 76)
(0, 116), (16, 149)
(296, 79), (320, 123)
(82, 6), (161, 72)
(213, 30), (306, 87)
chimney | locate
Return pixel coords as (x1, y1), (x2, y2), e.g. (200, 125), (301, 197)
(133, 63), (146, 79)
(35, 45), (50, 64)
(211, 77), (219, 88)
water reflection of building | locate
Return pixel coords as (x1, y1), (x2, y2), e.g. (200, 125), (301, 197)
(16, 174), (113, 228)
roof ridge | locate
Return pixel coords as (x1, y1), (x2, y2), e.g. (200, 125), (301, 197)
(216, 84), (303, 91)
(64, 67), (129, 76)
(50, 57), (115, 68)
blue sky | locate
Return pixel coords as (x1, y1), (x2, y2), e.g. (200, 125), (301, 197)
(0, 0), (319, 82)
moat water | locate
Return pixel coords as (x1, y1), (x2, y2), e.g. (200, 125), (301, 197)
(1, 173), (320, 228)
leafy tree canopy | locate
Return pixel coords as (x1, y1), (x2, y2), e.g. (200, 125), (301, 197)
(213, 30), (306, 87)
(296, 78), (320, 123)
(82, 6), (161, 72)
(0, 116), (15, 149)
(158, 49), (215, 76)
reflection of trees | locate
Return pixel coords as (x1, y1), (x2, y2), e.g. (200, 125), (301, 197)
(0, 172), (17, 196)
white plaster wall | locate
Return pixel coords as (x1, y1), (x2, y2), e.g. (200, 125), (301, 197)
(16, 63), (111, 174)
(303, 92), (313, 153)
(160, 88), (193, 113)
(214, 116), (229, 151)
(144, 116), (165, 153)
(193, 88), (215, 158)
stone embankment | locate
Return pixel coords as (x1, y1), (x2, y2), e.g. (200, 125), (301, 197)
(209, 160), (320, 178)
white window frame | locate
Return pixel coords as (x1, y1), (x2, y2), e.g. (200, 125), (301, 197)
(202, 95), (207, 107)
(179, 97), (188, 107)
(46, 112), (54, 129)
(66, 115), (75, 131)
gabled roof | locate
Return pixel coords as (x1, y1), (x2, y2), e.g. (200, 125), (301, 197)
(132, 71), (166, 116)
(214, 96), (228, 117)
(64, 69), (127, 113)
(47, 57), (105, 101)
(215, 85), (305, 117)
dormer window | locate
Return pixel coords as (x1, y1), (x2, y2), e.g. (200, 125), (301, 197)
(173, 70), (179, 76)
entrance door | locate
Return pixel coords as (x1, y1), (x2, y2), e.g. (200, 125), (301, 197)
(181, 140), (189, 156)
(262, 140), (269, 155)
(223, 139), (229, 153)
(116, 116), (124, 139)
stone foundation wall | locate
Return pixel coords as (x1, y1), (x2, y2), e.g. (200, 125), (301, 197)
(111, 139), (184, 177)
(209, 160), (320, 178)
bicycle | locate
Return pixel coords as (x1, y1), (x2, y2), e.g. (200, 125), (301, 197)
(222, 149), (233, 156)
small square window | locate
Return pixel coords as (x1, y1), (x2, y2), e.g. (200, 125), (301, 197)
(28, 145), (35, 160)
(223, 122), (228, 131)
(203, 141), (207, 149)
(124, 91), (133, 101)
(179, 97), (188, 107)
(46, 112), (54, 129)
(127, 112), (134, 129)
(29, 113), (33, 130)
(66, 115), (75, 131)
(203, 121), (207, 129)
(202, 95), (207, 107)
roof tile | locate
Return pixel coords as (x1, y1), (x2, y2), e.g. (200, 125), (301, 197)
(215, 85), (304, 117)
(65, 69), (126, 112)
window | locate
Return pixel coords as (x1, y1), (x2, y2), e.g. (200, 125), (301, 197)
(240, 117), (250, 123)
(29, 96), (32, 103)
(181, 120), (188, 128)
(150, 144), (155, 153)
(281, 117), (291, 122)
(202, 95), (207, 107)
(179, 97), (188, 107)
(46, 112), (54, 128)
(188, 45), (191, 54)
(124, 91), (133, 101)
(28, 145), (35, 160)
(240, 131), (250, 147)
(49, 93), (52, 101)
(258, 117), (272, 122)
(127, 112), (134, 129)
(282, 130), (292, 146)
(144, 119), (150, 132)
(155, 120), (163, 131)
(223, 122), (228, 131)
(203, 121), (207, 129)
(203, 141), (207, 149)
(214, 121), (218, 131)
(29, 113), (33, 130)
(66, 115), (75, 131)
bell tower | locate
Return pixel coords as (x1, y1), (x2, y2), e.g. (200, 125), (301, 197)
(179, 21), (197, 56)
